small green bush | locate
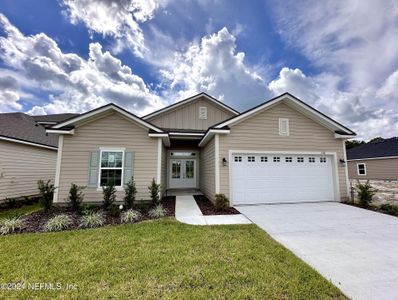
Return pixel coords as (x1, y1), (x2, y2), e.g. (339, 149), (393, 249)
(0, 217), (24, 235)
(121, 209), (141, 223)
(149, 205), (166, 218)
(81, 211), (104, 228)
(102, 182), (116, 210)
(215, 194), (230, 211)
(124, 177), (137, 209)
(44, 214), (72, 232)
(356, 181), (377, 207)
(380, 204), (398, 216)
(68, 183), (86, 212)
(148, 178), (161, 206)
(109, 204), (121, 217)
(38, 179), (56, 211)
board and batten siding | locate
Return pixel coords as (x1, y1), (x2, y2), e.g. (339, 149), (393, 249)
(57, 112), (158, 203)
(218, 102), (349, 201)
(146, 96), (236, 130)
(348, 158), (398, 180)
(200, 137), (216, 202)
(0, 140), (56, 200)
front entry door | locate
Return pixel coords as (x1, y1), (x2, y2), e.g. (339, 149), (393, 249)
(169, 159), (196, 188)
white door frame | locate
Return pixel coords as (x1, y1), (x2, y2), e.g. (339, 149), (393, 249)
(167, 149), (199, 189)
(228, 150), (341, 206)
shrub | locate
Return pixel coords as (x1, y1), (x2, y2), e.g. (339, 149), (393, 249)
(148, 178), (161, 206)
(68, 183), (86, 212)
(44, 214), (72, 232)
(149, 205), (166, 218)
(38, 179), (56, 211)
(124, 177), (137, 209)
(81, 204), (97, 216)
(356, 181), (377, 207)
(81, 211), (104, 228)
(121, 209), (141, 223)
(109, 204), (121, 218)
(215, 194), (230, 211)
(0, 217), (24, 235)
(102, 182), (116, 210)
(380, 204), (398, 216)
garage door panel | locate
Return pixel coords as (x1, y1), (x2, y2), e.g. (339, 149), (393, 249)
(231, 154), (335, 205)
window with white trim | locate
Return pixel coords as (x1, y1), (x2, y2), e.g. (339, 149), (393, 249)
(199, 106), (207, 120)
(297, 157), (304, 163)
(100, 150), (124, 186)
(261, 156), (268, 162)
(285, 157), (292, 162)
(309, 157), (315, 163)
(234, 156), (242, 162)
(320, 157), (327, 163)
(279, 118), (289, 136)
(357, 163), (366, 175)
(273, 156), (280, 162)
(248, 156), (255, 162)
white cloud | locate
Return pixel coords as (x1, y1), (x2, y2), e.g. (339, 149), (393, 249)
(158, 27), (270, 110)
(61, 0), (164, 56)
(0, 13), (163, 115)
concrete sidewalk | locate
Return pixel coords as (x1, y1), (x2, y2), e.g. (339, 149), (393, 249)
(175, 194), (251, 225)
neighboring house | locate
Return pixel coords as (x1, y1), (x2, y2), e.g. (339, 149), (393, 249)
(347, 137), (398, 180)
(49, 92), (355, 205)
(0, 113), (78, 201)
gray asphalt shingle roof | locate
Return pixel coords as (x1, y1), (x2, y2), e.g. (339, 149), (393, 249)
(347, 137), (398, 160)
(32, 113), (79, 123)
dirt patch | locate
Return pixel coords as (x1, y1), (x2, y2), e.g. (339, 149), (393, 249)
(194, 195), (240, 215)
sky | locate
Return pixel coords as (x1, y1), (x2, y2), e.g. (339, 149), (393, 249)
(0, 0), (397, 140)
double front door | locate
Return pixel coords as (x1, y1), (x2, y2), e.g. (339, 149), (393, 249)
(169, 159), (196, 188)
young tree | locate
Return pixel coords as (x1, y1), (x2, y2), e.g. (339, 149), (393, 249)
(124, 177), (137, 209)
(148, 178), (161, 206)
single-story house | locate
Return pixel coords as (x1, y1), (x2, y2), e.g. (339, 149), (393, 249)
(49, 92), (356, 205)
(0, 112), (77, 201)
(347, 137), (398, 180)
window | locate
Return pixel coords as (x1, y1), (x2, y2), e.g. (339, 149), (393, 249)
(234, 156), (242, 162)
(297, 157), (304, 163)
(261, 156), (268, 162)
(248, 156), (255, 162)
(273, 156), (280, 162)
(279, 118), (289, 136)
(309, 157), (315, 163)
(320, 157), (327, 163)
(199, 106), (207, 120)
(357, 163), (366, 175)
(172, 161), (181, 178)
(285, 157), (292, 162)
(100, 150), (123, 186)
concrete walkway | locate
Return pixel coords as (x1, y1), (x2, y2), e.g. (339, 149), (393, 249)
(237, 202), (398, 300)
(175, 194), (251, 225)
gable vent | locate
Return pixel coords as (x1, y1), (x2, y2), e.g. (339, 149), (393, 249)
(199, 107), (207, 120)
(279, 118), (289, 136)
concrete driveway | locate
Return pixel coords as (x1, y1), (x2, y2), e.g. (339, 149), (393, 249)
(236, 202), (398, 300)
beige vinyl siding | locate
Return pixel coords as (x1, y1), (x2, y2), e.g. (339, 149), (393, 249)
(57, 112), (158, 203)
(160, 143), (167, 196)
(147, 96), (235, 130)
(0, 140), (56, 200)
(200, 137), (216, 202)
(348, 158), (398, 180)
(219, 102), (349, 201)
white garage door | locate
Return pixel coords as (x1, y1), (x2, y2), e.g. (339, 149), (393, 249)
(231, 153), (335, 205)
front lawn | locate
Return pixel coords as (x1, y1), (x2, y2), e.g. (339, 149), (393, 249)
(0, 219), (346, 299)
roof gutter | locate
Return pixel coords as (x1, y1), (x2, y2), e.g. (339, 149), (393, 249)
(0, 136), (57, 150)
(198, 128), (230, 147)
(46, 129), (75, 135)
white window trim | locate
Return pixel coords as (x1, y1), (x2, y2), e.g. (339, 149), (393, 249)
(357, 163), (367, 176)
(98, 148), (125, 190)
(279, 118), (289, 136)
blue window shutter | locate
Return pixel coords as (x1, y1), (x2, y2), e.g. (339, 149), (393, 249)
(88, 151), (100, 187)
(123, 151), (134, 186)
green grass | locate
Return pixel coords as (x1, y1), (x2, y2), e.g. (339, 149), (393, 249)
(0, 219), (346, 299)
(0, 202), (41, 220)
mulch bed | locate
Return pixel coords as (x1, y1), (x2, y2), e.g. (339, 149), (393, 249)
(342, 201), (398, 217)
(194, 195), (240, 215)
(10, 197), (176, 234)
